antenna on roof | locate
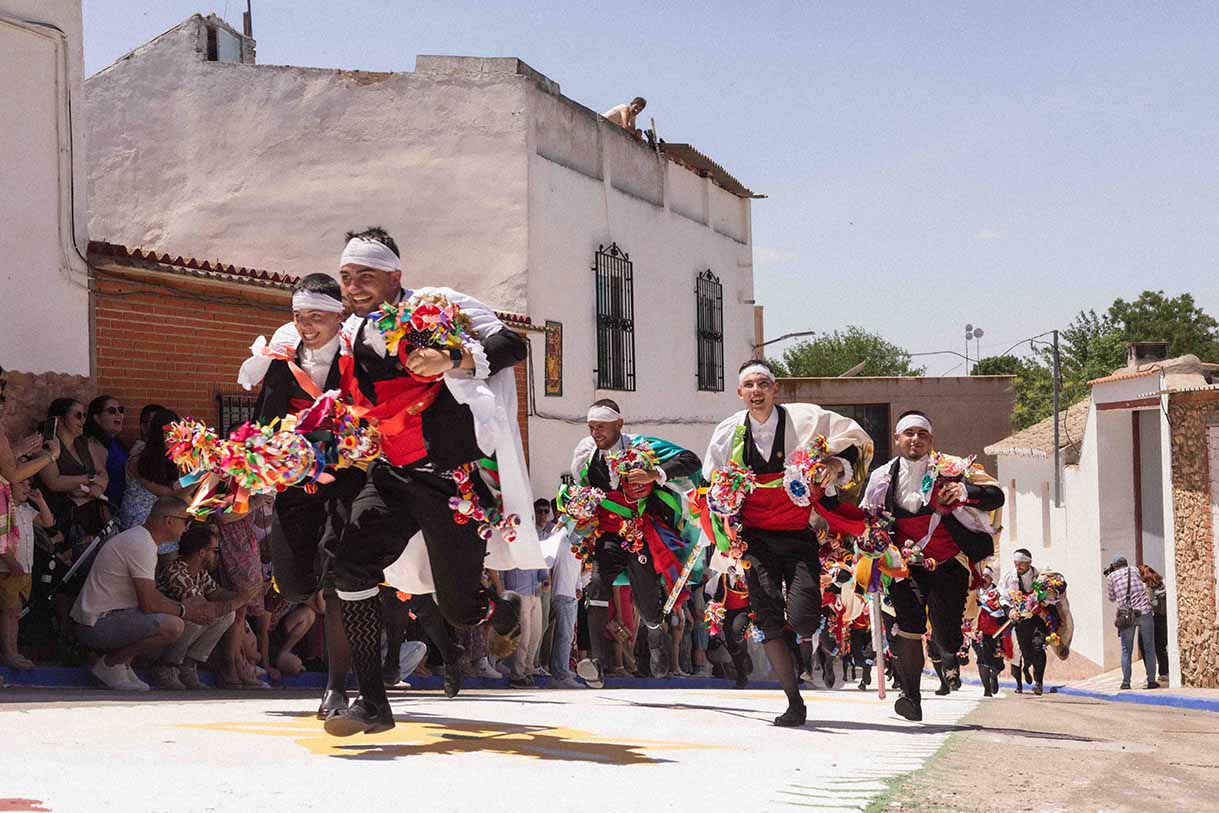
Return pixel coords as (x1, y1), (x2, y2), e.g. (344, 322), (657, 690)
(243, 0), (253, 39)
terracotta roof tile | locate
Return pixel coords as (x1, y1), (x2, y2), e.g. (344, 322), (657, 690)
(984, 399), (1090, 462)
(1087, 367), (1160, 386)
(87, 240), (533, 325)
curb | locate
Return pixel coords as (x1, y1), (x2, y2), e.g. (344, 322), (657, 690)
(926, 668), (1219, 714)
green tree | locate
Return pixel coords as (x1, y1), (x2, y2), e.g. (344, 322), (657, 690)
(769, 326), (925, 378)
(1106, 291), (1219, 360)
(973, 355), (1053, 430)
(977, 290), (1219, 430)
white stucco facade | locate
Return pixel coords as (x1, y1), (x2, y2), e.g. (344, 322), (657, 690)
(85, 16), (760, 493)
(992, 370), (1179, 680)
(0, 0), (90, 375)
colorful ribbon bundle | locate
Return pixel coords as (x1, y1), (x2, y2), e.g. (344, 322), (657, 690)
(704, 600), (726, 637)
(782, 434), (831, 506)
(557, 485), (606, 564)
(706, 460), (757, 517)
(604, 438), (661, 479)
(853, 514), (908, 592)
(369, 291), (473, 367)
(920, 451), (977, 504)
(166, 394), (382, 518)
(447, 463), (522, 543)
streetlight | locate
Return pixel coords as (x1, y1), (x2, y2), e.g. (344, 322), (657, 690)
(965, 324), (984, 374)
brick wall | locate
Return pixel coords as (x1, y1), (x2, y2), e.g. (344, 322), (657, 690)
(1, 371), (95, 443)
(94, 268), (291, 444)
(94, 265), (534, 454)
(1167, 390), (1219, 688)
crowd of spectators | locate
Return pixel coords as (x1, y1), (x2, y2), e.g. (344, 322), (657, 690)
(0, 373), (725, 691)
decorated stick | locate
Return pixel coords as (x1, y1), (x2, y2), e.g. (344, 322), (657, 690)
(662, 540), (706, 616)
(870, 591), (887, 701)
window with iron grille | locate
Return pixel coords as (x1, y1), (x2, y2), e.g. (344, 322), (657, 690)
(695, 269), (724, 391)
(593, 243), (636, 390)
(216, 392), (258, 434)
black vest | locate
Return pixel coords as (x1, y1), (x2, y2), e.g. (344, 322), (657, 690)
(741, 406), (787, 475)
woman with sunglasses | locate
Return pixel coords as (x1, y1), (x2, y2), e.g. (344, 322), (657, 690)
(84, 396), (129, 510)
(37, 398), (111, 543)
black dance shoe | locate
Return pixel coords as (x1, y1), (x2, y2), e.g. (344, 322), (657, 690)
(773, 703), (807, 727)
(894, 695), (923, 722)
(316, 689), (349, 720)
(444, 665), (463, 698)
(323, 698), (395, 737)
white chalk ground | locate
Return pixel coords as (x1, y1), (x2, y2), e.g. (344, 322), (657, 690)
(1, 684), (981, 812)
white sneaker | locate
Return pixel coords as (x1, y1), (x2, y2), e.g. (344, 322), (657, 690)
(124, 664), (151, 691)
(474, 659), (501, 680)
(90, 659), (141, 691)
(551, 675), (584, 690)
(530, 666), (551, 677)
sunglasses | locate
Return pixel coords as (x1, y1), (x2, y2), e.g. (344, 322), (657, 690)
(103, 406), (125, 415)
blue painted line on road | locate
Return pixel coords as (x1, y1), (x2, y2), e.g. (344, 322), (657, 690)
(925, 668), (1219, 714)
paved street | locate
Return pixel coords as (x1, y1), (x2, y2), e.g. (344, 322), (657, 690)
(1, 683), (980, 813)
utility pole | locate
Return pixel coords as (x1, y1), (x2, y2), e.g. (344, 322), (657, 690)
(243, 0), (253, 39)
(1052, 328), (1061, 507)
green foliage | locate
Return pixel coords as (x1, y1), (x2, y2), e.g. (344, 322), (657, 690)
(977, 290), (1219, 430)
(973, 355), (1053, 430)
(768, 326), (925, 378)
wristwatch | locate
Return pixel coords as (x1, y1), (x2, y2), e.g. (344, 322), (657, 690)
(448, 347), (463, 368)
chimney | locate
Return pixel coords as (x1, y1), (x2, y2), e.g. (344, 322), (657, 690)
(1127, 341), (1169, 368)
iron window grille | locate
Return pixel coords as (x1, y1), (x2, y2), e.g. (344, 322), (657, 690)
(594, 243), (636, 391)
(695, 269), (724, 391)
(216, 392), (258, 434)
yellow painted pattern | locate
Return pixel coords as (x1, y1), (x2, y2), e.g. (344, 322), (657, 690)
(181, 713), (724, 764)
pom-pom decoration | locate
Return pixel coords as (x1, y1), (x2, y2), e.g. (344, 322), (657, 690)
(704, 600), (727, 637)
(447, 462), (520, 543)
(706, 460), (757, 517)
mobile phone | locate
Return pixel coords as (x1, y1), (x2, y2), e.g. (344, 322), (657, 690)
(42, 416), (58, 443)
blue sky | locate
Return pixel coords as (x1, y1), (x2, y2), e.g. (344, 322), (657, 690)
(83, 2), (1218, 374)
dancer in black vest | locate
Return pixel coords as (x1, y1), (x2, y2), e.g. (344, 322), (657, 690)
(703, 360), (872, 726)
(324, 227), (530, 736)
(238, 273), (364, 718)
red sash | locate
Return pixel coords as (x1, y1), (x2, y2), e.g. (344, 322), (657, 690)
(977, 610), (1005, 636)
(339, 355), (440, 466)
(740, 473), (867, 536)
(893, 514), (960, 562)
(740, 473), (813, 530)
(725, 586), (749, 611)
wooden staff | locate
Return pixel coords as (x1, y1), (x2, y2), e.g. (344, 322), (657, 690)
(662, 541), (706, 616)
(870, 591), (886, 701)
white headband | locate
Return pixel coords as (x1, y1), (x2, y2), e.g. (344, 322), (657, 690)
(292, 291), (344, 314)
(339, 238), (401, 273)
(895, 414), (933, 435)
(587, 405), (623, 423)
(738, 362), (776, 386)
(1012, 551), (1032, 563)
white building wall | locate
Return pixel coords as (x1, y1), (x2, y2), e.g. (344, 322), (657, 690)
(523, 86), (756, 495)
(86, 17), (532, 312)
(0, 0), (90, 375)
